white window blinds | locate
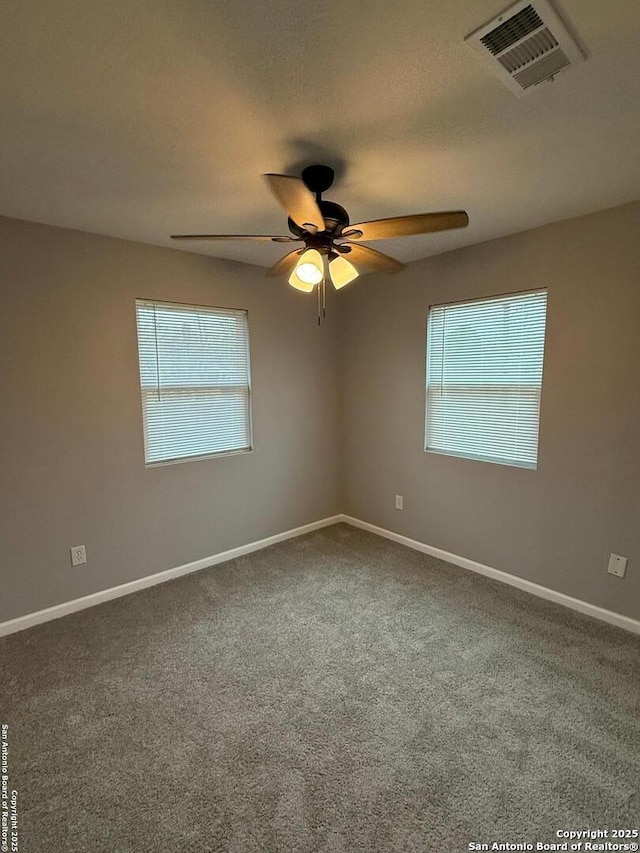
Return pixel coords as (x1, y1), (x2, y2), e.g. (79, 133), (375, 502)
(425, 290), (547, 469)
(135, 300), (252, 465)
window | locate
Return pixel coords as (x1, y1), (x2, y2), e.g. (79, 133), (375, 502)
(425, 290), (547, 469)
(135, 300), (252, 465)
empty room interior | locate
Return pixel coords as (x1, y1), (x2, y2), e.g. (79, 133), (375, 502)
(1, 0), (639, 850)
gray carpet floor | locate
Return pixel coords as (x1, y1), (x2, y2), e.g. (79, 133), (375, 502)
(2, 523), (639, 852)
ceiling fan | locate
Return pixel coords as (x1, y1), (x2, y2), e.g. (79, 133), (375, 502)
(171, 165), (469, 323)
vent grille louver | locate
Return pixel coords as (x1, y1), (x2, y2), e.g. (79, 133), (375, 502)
(513, 48), (570, 87)
(465, 0), (586, 97)
(498, 28), (558, 73)
(480, 5), (544, 55)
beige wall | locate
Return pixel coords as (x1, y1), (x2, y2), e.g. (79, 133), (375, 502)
(0, 216), (341, 622)
(2, 203), (639, 625)
(340, 202), (640, 621)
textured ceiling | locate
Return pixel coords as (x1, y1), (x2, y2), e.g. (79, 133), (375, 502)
(1, 0), (639, 269)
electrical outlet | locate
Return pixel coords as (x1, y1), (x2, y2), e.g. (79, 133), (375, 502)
(395, 495), (403, 510)
(607, 553), (627, 578)
(70, 545), (87, 567)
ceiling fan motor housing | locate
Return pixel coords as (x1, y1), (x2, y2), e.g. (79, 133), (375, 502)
(288, 201), (350, 240)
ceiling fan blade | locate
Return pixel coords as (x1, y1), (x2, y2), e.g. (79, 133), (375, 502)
(263, 174), (325, 231)
(170, 234), (297, 242)
(265, 249), (304, 278)
(345, 243), (405, 273)
(347, 211), (469, 241)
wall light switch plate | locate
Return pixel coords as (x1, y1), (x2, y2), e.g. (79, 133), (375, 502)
(70, 545), (87, 567)
(395, 495), (404, 510)
(607, 553), (627, 578)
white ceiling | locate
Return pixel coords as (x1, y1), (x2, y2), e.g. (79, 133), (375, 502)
(1, 0), (639, 269)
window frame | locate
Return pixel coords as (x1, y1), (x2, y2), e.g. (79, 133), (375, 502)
(135, 298), (254, 468)
(424, 288), (548, 470)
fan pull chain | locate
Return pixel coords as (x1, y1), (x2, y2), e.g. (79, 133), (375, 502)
(316, 275), (327, 325)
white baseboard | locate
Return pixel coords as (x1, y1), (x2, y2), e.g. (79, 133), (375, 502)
(3, 513), (638, 639)
(0, 515), (343, 638)
(341, 515), (640, 636)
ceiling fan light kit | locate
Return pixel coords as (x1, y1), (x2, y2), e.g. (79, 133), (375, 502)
(293, 248), (324, 286)
(171, 164), (469, 324)
(329, 253), (359, 290)
(288, 249), (321, 293)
